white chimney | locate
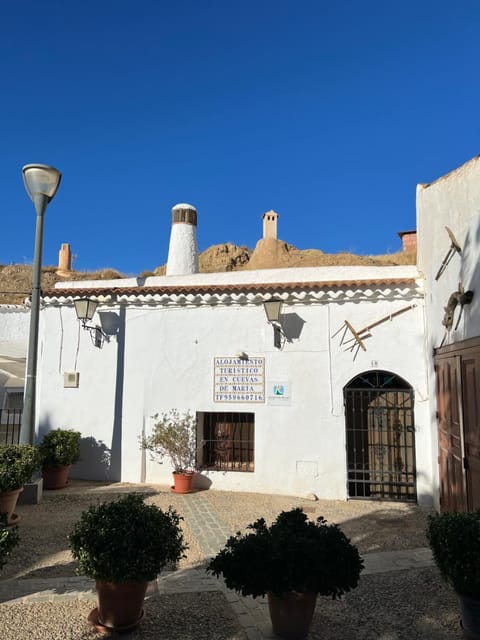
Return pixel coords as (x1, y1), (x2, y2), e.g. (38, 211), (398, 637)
(166, 203), (199, 276)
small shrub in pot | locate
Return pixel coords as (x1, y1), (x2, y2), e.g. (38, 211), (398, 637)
(68, 493), (188, 631)
(207, 508), (363, 639)
(140, 409), (197, 493)
(38, 428), (81, 469)
(427, 510), (480, 637)
(0, 444), (41, 492)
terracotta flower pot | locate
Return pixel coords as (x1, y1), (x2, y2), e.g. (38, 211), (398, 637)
(42, 465), (71, 490)
(0, 487), (24, 525)
(267, 591), (318, 640)
(171, 471), (195, 494)
(90, 580), (148, 632)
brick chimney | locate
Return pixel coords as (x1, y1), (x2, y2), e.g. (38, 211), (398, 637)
(397, 231), (417, 252)
(166, 203), (199, 276)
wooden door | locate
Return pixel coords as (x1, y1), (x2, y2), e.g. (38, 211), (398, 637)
(461, 346), (480, 509)
(435, 354), (467, 512)
(435, 337), (480, 512)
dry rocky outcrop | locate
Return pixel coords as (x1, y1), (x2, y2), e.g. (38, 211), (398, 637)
(0, 240), (415, 305)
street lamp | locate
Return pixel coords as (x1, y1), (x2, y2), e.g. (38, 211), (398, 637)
(20, 164), (62, 445)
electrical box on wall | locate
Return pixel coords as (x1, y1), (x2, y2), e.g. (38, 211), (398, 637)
(64, 372), (79, 388)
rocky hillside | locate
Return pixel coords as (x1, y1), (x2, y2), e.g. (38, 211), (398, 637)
(0, 240), (415, 305)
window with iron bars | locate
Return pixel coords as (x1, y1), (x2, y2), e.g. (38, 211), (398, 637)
(200, 412), (254, 472)
(0, 409), (22, 444)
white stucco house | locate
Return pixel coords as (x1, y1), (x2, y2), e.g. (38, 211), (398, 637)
(7, 154), (480, 509)
(34, 203), (432, 505)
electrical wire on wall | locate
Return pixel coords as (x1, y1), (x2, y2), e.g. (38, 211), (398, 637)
(327, 305), (342, 417)
(73, 318), (81, 371)
(140, 415), (146, 483)
(58, 306), (64, 374)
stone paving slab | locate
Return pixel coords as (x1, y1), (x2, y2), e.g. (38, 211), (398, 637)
(0, 547), (434, 604)
(362, 546), (433, 574)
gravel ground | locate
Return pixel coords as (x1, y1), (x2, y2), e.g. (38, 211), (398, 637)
(307, 567), (460, 639)
(1, 481), (434, 580)
(0, 482), (462, 640)
(0, 570), (461, 640)
(0, 591), (246, 640)
(1, 483), (204, 580)
(203, 490), (434, 554)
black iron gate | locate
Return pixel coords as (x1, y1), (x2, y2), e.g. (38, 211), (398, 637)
(345, 371), (416, 501)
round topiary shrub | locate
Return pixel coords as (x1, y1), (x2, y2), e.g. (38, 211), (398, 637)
(39, 429), (81, 469)
(68, 493), (188, 582)
(0, 444), (41, 492)
(427, 509), (480, 598)
(207, 507), (364, 599)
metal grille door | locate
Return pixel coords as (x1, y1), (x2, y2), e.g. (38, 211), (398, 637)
(345, 371), (416, 501)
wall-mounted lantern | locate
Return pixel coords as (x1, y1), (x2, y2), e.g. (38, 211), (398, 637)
(74, 298), (107, 348)
(263, 298), (284, 349)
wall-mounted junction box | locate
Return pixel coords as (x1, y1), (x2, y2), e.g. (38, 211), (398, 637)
(63, 372), (80, 388)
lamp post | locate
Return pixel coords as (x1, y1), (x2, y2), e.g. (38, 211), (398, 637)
(20, 164), (62, 445)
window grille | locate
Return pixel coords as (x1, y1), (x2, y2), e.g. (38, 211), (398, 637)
(200, 412), (254, 472)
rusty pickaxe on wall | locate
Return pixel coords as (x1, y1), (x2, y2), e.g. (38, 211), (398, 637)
(332, 304), (417, 360)
(435, 226), (462, 281)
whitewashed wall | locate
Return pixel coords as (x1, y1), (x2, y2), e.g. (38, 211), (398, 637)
(37, 265), (434, 504)
(417, 155), (480, 350)
(0, 306), (30, 345)
(0, 306), (29, 406)
(416, 156), (480, 508)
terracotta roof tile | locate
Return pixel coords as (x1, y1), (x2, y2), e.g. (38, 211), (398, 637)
(43, 278), (418, 299)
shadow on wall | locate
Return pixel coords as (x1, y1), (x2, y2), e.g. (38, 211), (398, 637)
(38, 416), (112, 482)
(282, 312), (306, 342)
(70, 436), (111, 482)
(459, 216), (480, 332)
(97, 311), (122, 337)
(37, 414), (54, 443)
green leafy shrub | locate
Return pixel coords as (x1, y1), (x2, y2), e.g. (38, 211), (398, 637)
(69, 493), (188, 582)
(0, 444), (42, 492)
(39, 429), (81, 469)
(140, 409), (197, 473)
(0, 512), (19, 571)
(207, 508), (364, 598)
(427, 510), (480, 598)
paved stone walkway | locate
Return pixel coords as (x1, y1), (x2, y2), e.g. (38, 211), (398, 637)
(0, 491), (435, 639)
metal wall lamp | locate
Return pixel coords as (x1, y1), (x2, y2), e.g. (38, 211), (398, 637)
(263, 298), (284, 349)
(74, 298), (107, 348)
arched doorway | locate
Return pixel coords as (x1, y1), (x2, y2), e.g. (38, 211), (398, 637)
(344, 370), (416, 502)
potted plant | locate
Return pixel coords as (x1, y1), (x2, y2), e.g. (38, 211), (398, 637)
(38, 428), (81, 489)
(427, 510), (480, 638)
(140, 409), (197, 493)
(0, 512), (19, 571)
(0, 444), (41, 525)
(68, 492), (187, 633)
(207, 508), (364, 640)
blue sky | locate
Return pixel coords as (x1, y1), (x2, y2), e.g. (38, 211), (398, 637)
(1, 1), (479, 275)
